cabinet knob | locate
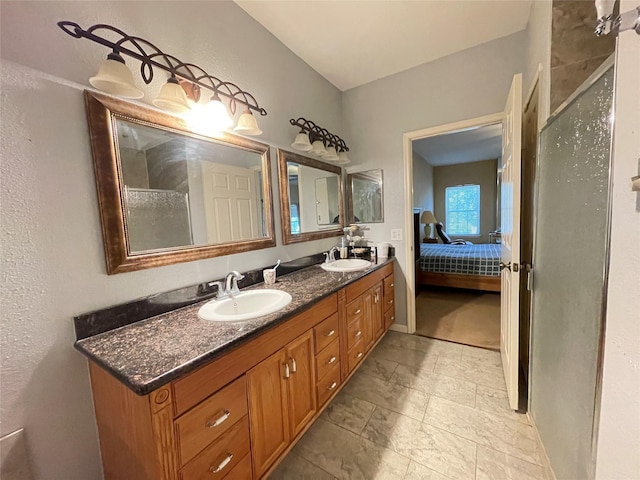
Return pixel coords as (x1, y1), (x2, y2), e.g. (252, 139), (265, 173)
(324, 329), (336, 337)
(327, 381), (337, 391)
(327, 356), (337, 364)
(356, 352), (363, 359)
(210, 453), (233, 473)
(390, 283), (394, 287)
(388, 299), (393, 305)
(354, 309), (362, 315)
(205, 409), (230, 428)
(354, 330), (362, 338)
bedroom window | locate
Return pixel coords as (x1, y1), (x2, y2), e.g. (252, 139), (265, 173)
(445, 185), (480, 235)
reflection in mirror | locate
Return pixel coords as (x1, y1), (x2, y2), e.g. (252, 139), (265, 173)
(348, 169), (384, 223)
(277, 149), (344, 244)
(85, 91), (274, 274)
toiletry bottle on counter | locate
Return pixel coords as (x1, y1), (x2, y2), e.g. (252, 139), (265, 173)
(340, 237), (348, 258)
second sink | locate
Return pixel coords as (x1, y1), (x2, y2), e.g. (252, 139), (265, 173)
(198, 289), (292, 322)
(321, 258), (372, 272)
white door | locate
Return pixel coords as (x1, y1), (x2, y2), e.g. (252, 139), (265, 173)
(500, 73), (523, 410)
(201, 163), (260, 243)
(315, 177), (330, 224)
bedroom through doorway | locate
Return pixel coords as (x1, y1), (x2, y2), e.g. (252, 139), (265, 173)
(411, 121), (503, 351)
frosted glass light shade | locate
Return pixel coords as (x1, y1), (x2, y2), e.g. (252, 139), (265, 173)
(89, 52), (144, 99)
(205, 94), (233, 131)
(310, 140), (327, 156)
(153, 77), (191, 113)
(336, 151), (351, 164)
(234, 109), (262, 135)
(322, 146), (339, 161)
(291, 132), (313, 151)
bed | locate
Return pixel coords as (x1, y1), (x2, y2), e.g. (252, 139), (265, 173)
(417, 243), (502, 292)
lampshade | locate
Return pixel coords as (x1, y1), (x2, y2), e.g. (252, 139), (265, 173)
(421, 210), (437, 224)
(89, 52), (144, 99)
(205, 93), (233, 131)
(336, 151), (351, 165)
(310, 140), (327, 156)
(291, 132), (313, 151)
(234, 108), (262, 135)
(322, 146), (339, 161)
(153, 76), (191, 113)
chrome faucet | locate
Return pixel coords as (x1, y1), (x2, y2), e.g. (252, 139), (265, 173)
(325, 246), (339, 263)
(210, 271), (245, 300)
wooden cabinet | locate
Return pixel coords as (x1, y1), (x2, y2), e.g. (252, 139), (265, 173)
(247, 330), (316, 478)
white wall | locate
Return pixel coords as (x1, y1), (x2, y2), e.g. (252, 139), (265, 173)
(412, 151), (434, 214)
(342, 31), (526, 326)
(524, 0), (552, 123)
(595, 9), (640, 478)
(0, 2), (342, 479)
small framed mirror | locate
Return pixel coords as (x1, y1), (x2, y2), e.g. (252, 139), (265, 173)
(277, 149), (344, 244)
(347, 169), (384, 223)
(85, 91), (275, 274)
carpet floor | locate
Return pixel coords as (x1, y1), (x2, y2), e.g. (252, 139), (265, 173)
(415, 287), (501, 351)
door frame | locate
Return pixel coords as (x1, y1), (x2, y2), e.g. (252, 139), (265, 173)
(402, 112), (504, 334)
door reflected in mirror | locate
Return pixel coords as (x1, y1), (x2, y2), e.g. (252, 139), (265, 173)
(348, 169), (384, 223)
(277, 149), (344, 244)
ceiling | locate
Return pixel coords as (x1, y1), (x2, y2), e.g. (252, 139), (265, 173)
(413, 123), (502, 166)
(235, 1), (532, 91)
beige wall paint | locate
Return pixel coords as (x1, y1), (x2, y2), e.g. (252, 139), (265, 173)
(0, 2), (342, 479)
(433, 159), (498, 244)
(412, 151), (434, 213)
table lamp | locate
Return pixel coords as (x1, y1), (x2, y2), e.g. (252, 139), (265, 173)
(420, 210), (437, 239)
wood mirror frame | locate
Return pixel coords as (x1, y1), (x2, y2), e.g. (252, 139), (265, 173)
(85, 91), (275, 274)
(277, 148), (344, 245)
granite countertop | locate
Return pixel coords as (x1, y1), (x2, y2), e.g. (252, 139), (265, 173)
(75, 258), (394, 395)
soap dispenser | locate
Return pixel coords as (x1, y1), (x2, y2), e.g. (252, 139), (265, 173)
(340, 237), (348, 259)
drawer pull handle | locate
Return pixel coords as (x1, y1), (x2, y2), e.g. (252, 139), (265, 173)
(391, 316), (395, 321)
(327, 381), (338, 391)
(291, 357), (297, 373)
(284, 363), (290, 379)
(324, 329), (336, 337)
(210, 453), (233, 473)
(356, 352), (364, 359)
(388, 299), (394, 305)
(327, 355), (337, 364)
(354, 309), (361, 315)
(374, 293), (379, 303)
(390, 283), (394, 287)
(205, 409), (230, 428)
(354, 330), (362, 338)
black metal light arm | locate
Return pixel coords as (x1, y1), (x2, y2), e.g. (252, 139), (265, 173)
(289, 117), (349, 152)
(57, 21), (267, 116)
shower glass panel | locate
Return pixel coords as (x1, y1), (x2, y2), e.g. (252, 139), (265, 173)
(530, 65), (614, 480)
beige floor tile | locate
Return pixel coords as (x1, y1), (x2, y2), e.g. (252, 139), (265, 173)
(424, 397), (544, 466)
(370, 342), (438, 372)
(362, 406), (476, 480)
(390, 363), (477, 407)
(404, 460), (452, 480)
(476, 385), (530, 425)
(320, 390), (376, 435)
(270, 452), (336, 480)
(294, 419), (410, 480)
(342, 371), (430, 420)
(434, 356), (507, 391)
(383, 331), (463, 359)
(476, 445), (548, 480)
(460, 345), (503, 368)
(358, 355), (399, 381)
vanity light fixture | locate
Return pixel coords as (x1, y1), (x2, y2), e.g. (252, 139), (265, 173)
(289, 117), (350, 162)
(58, 21), (267, 134)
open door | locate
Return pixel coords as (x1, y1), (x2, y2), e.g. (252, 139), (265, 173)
(500, 73), (522, 410)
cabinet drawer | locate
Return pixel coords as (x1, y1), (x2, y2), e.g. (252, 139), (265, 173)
(383, 274), (395, 308)
(314, 313), (339, 353)
(346, 316), (364, 351)
(347, 339), (366, 373)
(179, 416), (250, 480)
(175, 376), (247, 466)
(315, 338), (340, 381)
(384, 307), (395, 330)
(316, 362), (341, 407)
(345, 297), (364, 323)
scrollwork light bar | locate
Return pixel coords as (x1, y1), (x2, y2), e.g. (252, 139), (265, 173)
(289, 117), (349, 151)
(57, 21), (267, 116)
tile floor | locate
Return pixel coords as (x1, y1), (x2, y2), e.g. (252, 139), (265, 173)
(270, 331), (552, 480)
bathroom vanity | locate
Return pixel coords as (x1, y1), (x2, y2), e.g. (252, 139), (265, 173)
(76, 259), (395, 480)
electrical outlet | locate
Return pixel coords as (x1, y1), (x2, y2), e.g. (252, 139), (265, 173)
(390, 229), (402, 241)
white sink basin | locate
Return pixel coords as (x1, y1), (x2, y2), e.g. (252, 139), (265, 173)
(321, 258), (372, 272)
(198, 289), (292, 322)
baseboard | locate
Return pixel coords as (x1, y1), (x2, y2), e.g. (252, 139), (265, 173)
(389, 323), (408, 333)
(527, 412), (557, 480)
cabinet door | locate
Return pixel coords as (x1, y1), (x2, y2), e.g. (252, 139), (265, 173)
(363, 289), (375, 350)
(247, 349), (290, 479)
(371, 283), (384, 342)
(286, 330), (317, 438)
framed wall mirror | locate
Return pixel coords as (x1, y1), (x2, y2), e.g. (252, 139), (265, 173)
(85, 91), (275, 274)
(347, 169), (384, 223)
(277, 149), (344, 244)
